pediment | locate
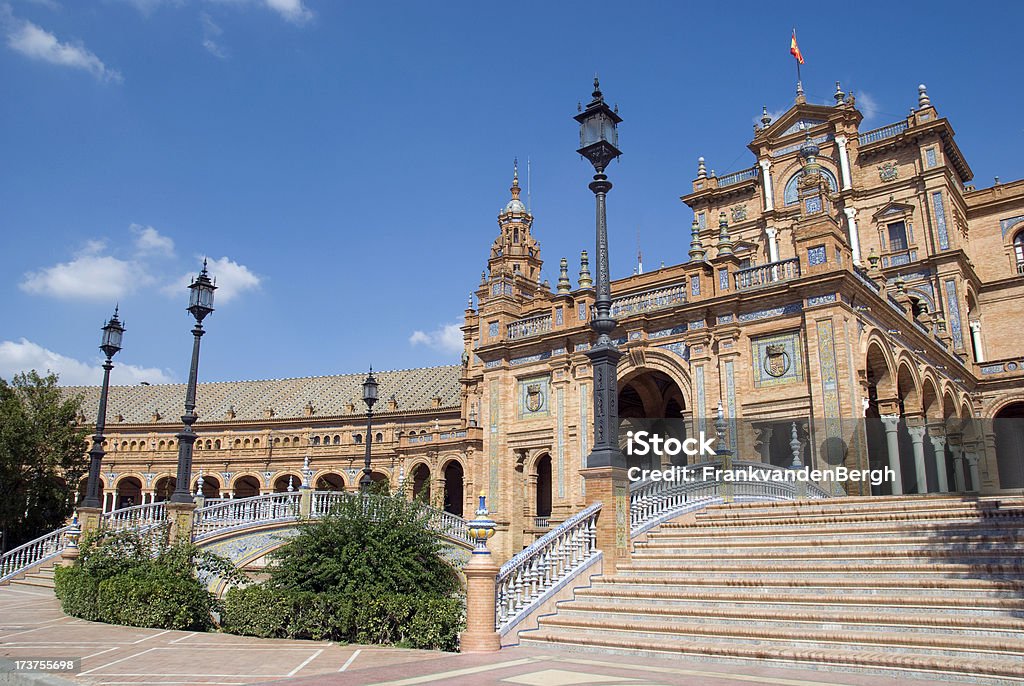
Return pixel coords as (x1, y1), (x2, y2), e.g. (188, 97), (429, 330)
(764, 103), (836, 141)
(872, 200), (916, 220)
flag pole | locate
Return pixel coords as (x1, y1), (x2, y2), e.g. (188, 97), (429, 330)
(794, 27), (801, 87)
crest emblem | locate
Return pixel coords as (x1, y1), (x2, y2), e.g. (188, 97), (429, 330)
(763, 343), (791, 378)
(878, 162), (899, 182)
(731, 204), (747, 222)
(526, 383), (545, 413)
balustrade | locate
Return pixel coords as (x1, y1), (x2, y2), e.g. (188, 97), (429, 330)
(0, 525), (72, 583)
(716, 166), (758, 188)
(733, 258), (800, 291)
(858, 121), (908, 145)
(507, 314), (552, 340)
(610, 283), (687, 318)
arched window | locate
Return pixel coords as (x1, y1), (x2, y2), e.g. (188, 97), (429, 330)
(214, 439), (221, 449)
(375, 432), (383, 443)
(1014, 232), (1024, 274)
(333, 435), (341, 445)
(354, 434), (363, 444)
(783, 168), (838, 205)
(312, 436), (321, 446)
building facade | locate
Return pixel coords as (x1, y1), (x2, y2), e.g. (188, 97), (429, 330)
(71, 83), (1024, 560)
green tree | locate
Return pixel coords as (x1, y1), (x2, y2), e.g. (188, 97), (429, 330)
(267, 487), (460, 598)
(0, 371), (88, 552)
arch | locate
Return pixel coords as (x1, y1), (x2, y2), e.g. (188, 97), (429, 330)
(441, 460), (464, 517)
(114, 476), (142, 508)
(783, 166), (839, 205)
(375, 432), (383, 443)
(1013, 230), (1024, 273)
(232, 474), (261, 498)
(616, 356), (691, 470)
(253, 438), (260, 448)
(895, 360), (922, 415)
(353, 434), (363, 444)
(333, 435), (341, 445)
(993, 401), (1024, 489)
(314, 472), (345, 491)
(410, 463), (431, 501)
(153, 475), (177, 502)
(234, 438), (242, 448)
(194, 474), (220, 498)
(865, 338), (896, 399)
(920, 375), (940, 420)
(273, 473), (302, 492)
(77, 475), (105, 505)
(243, 438), (251, 448)
(534, 453), (552, 520)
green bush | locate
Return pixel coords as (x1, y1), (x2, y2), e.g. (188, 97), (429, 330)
(221, 586), (463, 651)
(96, 568), (214, 631)
(53, 566), (100, 622)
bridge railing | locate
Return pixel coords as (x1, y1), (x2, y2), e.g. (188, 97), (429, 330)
(101, 501), (167, 532)
(495, 502), (600, 633)
(194, 492), (302, 541)
(0, 524), (73, 583)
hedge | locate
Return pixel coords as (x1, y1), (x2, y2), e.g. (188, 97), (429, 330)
(221, 586), (463, 651)
(53, 566), (101, 622)
(96, 569), (215, 631)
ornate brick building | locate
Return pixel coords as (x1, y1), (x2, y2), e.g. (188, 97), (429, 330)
(72, 83), (1024, 560)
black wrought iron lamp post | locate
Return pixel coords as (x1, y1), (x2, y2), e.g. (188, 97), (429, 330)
(81, 308), (125, 509)
(575, 77), (625, 469)
(360, 368), (379, 492)
(170, 261), (216, 504)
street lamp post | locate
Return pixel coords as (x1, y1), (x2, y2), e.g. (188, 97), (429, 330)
(81, 308), (125, 509)
(575, 77), (625, 469)
(170, 261), (216, 504)
(360, 368), (379, 492)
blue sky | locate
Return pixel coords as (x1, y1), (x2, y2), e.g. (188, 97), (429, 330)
(1, 0), (1021, 386)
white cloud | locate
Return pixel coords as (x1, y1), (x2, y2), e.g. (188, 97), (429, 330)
(130, 223), (175, 257)
(261, 0), (312, 24)
(20, 251), (148, 301)
(5, 16), (122, 83)
(163, 256), (261, 304)
(409, 323), (463, 356)
(855, 91), (879, 123)
(0, 338), (174, 386)
(199, 11), (227, 58)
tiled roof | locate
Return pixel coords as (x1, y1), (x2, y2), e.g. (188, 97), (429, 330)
(64, 365), (462, 425)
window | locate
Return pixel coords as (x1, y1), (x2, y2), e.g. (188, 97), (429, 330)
(354, 434), (363, 444)
(1015, 233), (1024, 274)
(888, 221), (908, 252)
(784, 168), (838, 205)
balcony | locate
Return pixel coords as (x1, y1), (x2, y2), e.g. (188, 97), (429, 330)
(858, 121), (908, 146)
(507, 313), (552, 340)
(610, 283), (687, 318)
(733, 258), (800, 291)
(716, 166), (758, 188)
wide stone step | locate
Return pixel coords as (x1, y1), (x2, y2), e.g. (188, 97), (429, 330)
(553, 604), (1024, 640)
(531, 614), (1024, 660)
(642, 527), (1024, 548)
(629, 548), (1024, 564)
(652, 517), (1024, 540)
(695, 495), (1024, 519)
(685, 509), (1024, 529)
(574, 585), (1024, 616)
(601, 574), (1024, 598)
(618, 559), (1024, 576)
(520, 626), (1024, 683)
(8, 576), (55, 589)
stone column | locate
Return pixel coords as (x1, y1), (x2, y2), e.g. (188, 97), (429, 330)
(906, 424), (929, 494)
(765, 227), (780, 263)
(460, 493), (500, 653)
(880, 415), (904, 495)
(929, 433), (949, 493)
(965, 448), (981, 493)
(969, 321), (985, 363)
(581, 466), (630, 574)
(166, 501), (196, 544)
(843, 207), (862, 266)
(835, 135), (853, 190)
(76, 507), (103, 537)
(759, 159), (774, 211)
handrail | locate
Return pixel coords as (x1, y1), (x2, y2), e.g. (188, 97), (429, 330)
(0, 525), (72, 583)
(495, 502), (601, 631)
(101, 501), (167, 532)
(507, 313), (552, 340)
(716, 166), (758, 188)
(193, 492), (303, 540)
(610, 282), (687, 318)
(858, 120), (908, 146)
(733, 258), (800, 291)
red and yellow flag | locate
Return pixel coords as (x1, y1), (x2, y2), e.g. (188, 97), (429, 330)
(790, 30), (804, 64)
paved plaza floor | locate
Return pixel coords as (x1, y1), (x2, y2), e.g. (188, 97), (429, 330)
(0, 586), (949, 686)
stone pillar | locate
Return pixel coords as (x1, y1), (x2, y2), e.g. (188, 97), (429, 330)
(906, 424), (928, 494)
(765, 227), (780, 263)
(929, 434), (949, 493)
(76, 506), (103, 537)
(759, 159), (774, 211)
(581, 466), (630, 574)
(835, 135), (853, 190)
(969, 321), (985, 363)
(880, 415), (904, 495)
(166, 501), (196, 544)
(60, 516), (82, 567)
(299, 486), (312, 518)
(460, 493), (500, 653)
(843, 207), (862, 266)
(965, 449), (981, 493)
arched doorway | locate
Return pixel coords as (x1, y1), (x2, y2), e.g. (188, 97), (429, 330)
(116, 477), (142, 509)
(411, 464), (430, 502)
(442, 461), (464, 517)
(194, 475), (220, 499)
(233, 475), (261, 498)
(153, 476), (176, 503)
(315, 473), (345, 491)
(273, 474), (301, 492)
(535, 454), (552, 522)
(617, 369), (688, 470)
(994, 402), (1024, 489)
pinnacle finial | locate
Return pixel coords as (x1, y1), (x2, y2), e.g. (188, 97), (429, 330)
(717, 212), (733, 256)
(834, 81), (845, 105)
(918, 83), (931, 108)
(578, 250), (593, 289)
(557, 257), (571, 294)
(512, 157), (519, 187)
(760, 105), (772, 127)
(697, 156), (707, 180)
(796, 80), (805, 104)
(688, 217), (705, 261)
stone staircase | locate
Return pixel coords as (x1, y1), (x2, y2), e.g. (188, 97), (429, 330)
(5, 563), (57, 591)
(521, 495), (1024, 683)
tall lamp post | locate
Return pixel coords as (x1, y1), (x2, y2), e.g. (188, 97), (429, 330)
(360, 368), (378, 492)
(170, 261), (216, 504)
(81, 308), (125, 510)
(575, 77), (625, 469)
